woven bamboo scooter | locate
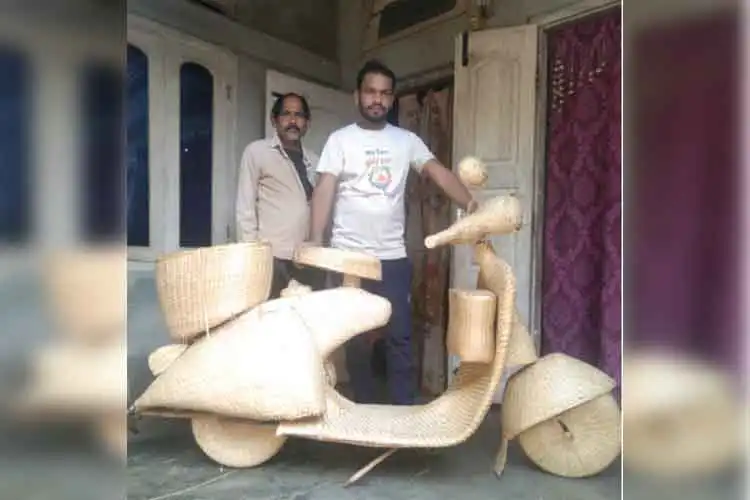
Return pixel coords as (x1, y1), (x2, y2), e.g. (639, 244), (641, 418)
(129, 157), (620, 484)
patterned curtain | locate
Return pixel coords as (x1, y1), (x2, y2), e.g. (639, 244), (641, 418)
(629, 11), (739, 376)
(541, 8), (621, 389)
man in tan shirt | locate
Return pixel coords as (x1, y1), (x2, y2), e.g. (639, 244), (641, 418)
(236, 92), (324, 297)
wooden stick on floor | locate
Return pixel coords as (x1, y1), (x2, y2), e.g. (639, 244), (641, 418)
(344, 448), (398, 487)
(493, 437), (509, 478)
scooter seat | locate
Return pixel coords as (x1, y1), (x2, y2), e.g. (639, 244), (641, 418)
(277, 365), (495, 449)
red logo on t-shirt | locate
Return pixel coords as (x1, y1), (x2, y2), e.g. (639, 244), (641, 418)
(368, 165), (392, 190)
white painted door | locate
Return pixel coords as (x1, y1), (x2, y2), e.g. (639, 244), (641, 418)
(127, 15), (238, 263)
(265, 70), (356, 157)
(449, 25), (540, 402)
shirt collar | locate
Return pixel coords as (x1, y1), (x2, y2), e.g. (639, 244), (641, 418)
(270, 132), (312, 165)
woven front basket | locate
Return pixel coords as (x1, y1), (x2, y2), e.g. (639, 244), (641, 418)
(446, 289), (496, 363)
(156, 242), (273, 342)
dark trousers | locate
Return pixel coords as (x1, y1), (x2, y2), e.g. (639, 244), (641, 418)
(344, 258), (416, 405)
(270, 258), (326, 299)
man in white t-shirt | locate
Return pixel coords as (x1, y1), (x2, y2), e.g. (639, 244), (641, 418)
(307, 60), (478, 405)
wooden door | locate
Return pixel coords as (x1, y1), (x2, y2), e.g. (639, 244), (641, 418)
(450, 25), (540, 402)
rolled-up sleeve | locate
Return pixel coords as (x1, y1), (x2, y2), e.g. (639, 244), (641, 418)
(408, 132), (436, 173)
(315, 133), (344, 177)
(236, 145), (261, 241)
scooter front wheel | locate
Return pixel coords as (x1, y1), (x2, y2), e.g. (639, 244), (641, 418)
(517, 393), (621, 478)
(192, 415), (287, 468)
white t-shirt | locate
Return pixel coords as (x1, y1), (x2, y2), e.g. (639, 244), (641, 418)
(316, 123), (435, 260)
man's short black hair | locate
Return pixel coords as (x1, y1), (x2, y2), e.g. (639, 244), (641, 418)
(270, 92), (311, 119)
(356, 59), (397, 91)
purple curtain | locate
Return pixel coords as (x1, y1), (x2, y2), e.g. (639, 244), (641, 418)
(540, 8), (622, 389)
(628, 11), (740, 377)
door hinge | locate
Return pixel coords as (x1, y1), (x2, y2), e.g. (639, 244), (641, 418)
(226, 85), (232, 101)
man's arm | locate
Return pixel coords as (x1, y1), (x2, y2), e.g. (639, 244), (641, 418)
(235, 145), (261, 241)
(421, 159), (477, 213)
(308, 134), (344, 245)
(309, 173), (337, 244)
(409, 134), (477, 213)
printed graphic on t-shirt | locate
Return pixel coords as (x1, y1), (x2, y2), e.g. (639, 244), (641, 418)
(365, 148), (393, 191)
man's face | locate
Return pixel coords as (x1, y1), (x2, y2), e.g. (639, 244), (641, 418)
(272, 96), (309, 143)
(356, 73), (394, 123)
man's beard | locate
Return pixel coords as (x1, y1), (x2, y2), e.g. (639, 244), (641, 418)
(359, 103), (388, 123)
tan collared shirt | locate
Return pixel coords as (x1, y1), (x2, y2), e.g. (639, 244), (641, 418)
(236, 135), (319, 259)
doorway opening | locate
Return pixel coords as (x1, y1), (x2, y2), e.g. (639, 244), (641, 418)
(538, 6), (622, 391)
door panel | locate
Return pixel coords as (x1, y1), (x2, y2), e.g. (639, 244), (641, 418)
(170, 38), (237, 249)
(126, 15), (238, 259)
(450, 25), (539, 401)
(178, 61), (214, 248)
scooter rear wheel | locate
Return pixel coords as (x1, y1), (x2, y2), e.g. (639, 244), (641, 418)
(192, 415), (287, 468)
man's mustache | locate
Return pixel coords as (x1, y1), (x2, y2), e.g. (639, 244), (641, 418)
(285, 125), (300, 132)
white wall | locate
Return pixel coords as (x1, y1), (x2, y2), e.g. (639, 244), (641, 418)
(129, 0), (341, 85)
(338, 0), (592, 88)
(126, 0), (344, 441)
(127, 0), (610, 441)
(128, 0), (344, 158)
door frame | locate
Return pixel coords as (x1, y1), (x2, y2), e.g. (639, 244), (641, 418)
(527, 0), (622, 353)
(126, 14), (239, 266)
